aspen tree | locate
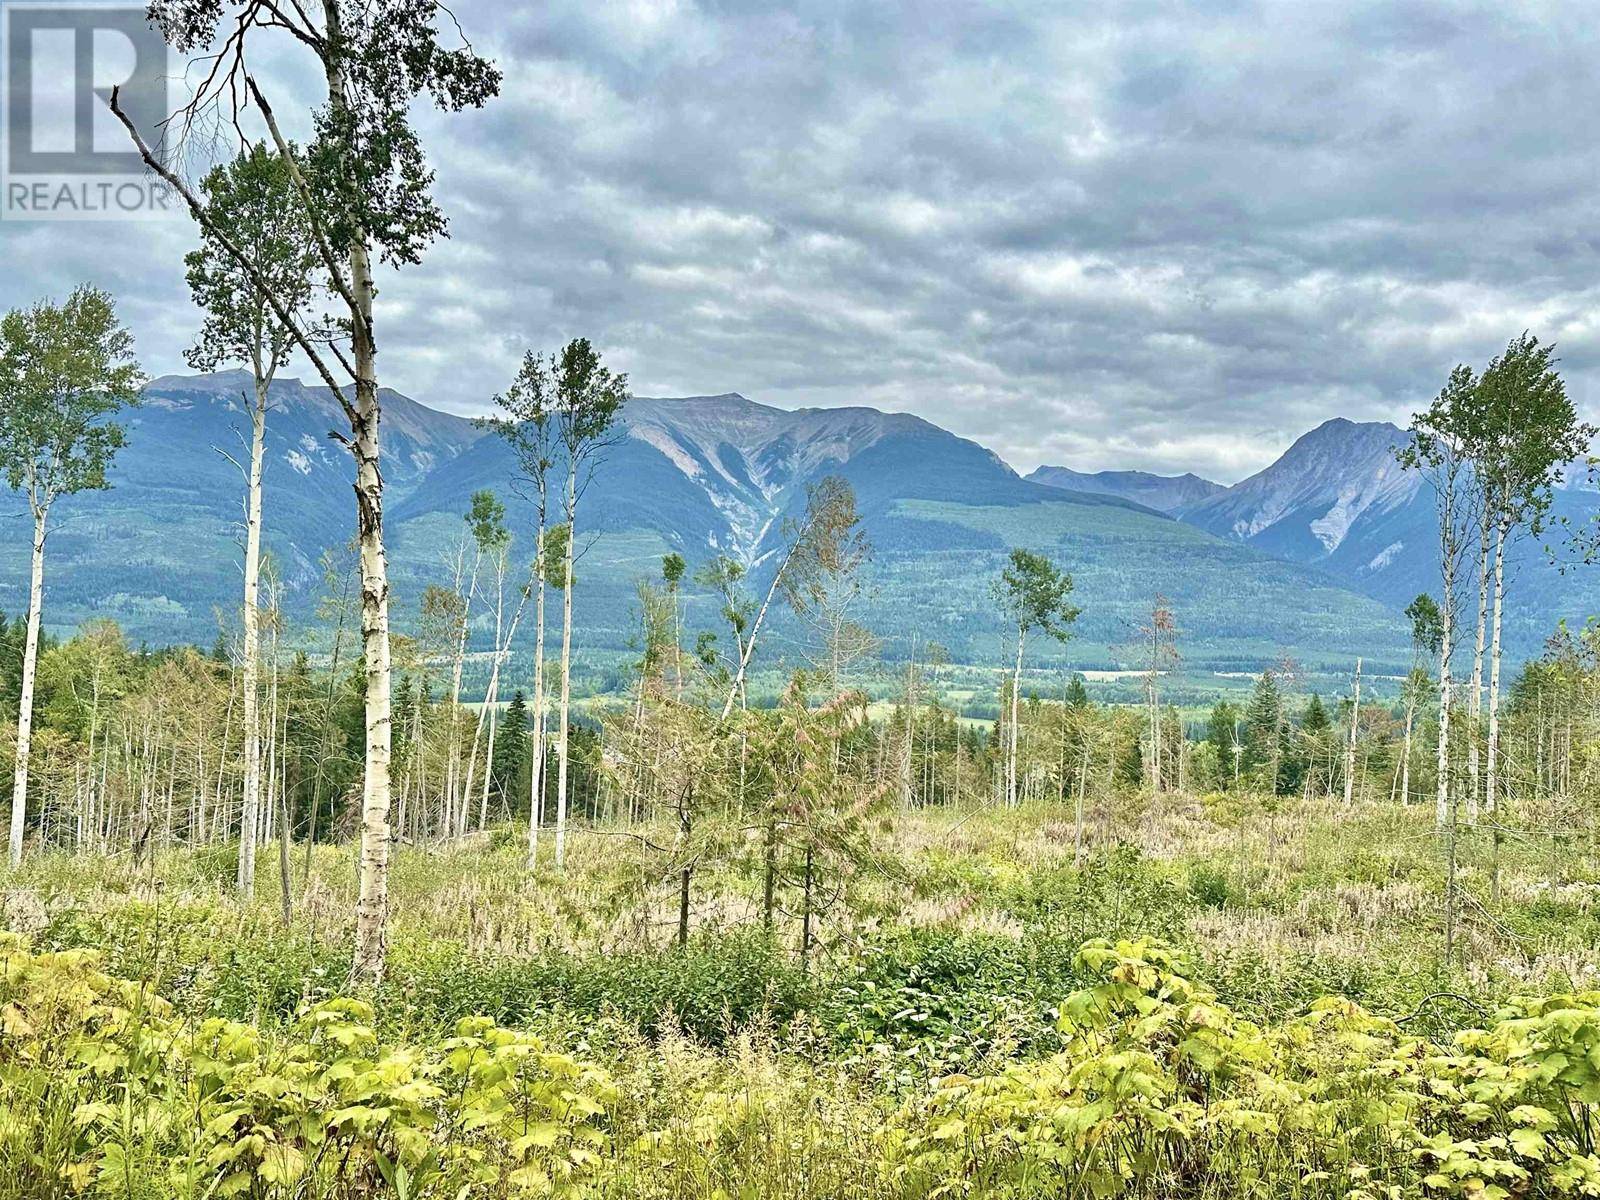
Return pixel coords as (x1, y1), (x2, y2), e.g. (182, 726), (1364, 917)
(183, 145), (318, 898)
(1399, 366), (1480, 829)
(483, 356), (559, 868)
(0, 288), (142, 867)
(116, 0), (501, 986)
(549, 341), (627, 867)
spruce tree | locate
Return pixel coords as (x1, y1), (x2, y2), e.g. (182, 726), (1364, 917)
(1302, 694), (1330, 735)
(1206, 700), (1240, 789)
(494, 691), (531, 812)
(1065, 675), (1090, 709)
(1243, 670), (1285, 792)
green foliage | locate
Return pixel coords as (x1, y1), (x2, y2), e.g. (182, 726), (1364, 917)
(1187, 863), (1232, 908)
(0, 286), (143, 506)
(468, 490), (511, 555)
(1407, 593), (1444, 656)
(1475, 332), (1594, 534)
(184, 142), (319, 377)
(992, 548), (1079, 645)
(887, 936), (1600, 1200)
(0, 935), (613, 1198)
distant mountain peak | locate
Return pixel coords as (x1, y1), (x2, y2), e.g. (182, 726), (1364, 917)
(1027, 465), (1225, 513)
(622, 393), (942, 535)
(1180, 417), (1416, 555)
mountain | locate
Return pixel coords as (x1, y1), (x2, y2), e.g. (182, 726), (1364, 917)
(1177, 419), (1422, 577)
(1028, 466), (1225, 513)
(0, 374), (1412, 679)
(1175, 417), (1600, 657)
(0, 371), (483, 642)
(389, 393), (1408, 674)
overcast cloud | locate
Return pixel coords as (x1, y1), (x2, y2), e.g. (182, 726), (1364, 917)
(4, 0), (1599, 481)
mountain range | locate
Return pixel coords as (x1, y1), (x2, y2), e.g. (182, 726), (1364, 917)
(1, 371), (1594, 683)
(1024, 466), (1225, 514)
(1031, 417), (1600, 659)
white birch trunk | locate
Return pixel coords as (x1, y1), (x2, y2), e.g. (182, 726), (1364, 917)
(1343, 658), (1362, 806)
(1400, 684), (1416, 805)
(1435, 594), (1454, 828)
(555, 469), (577, 868)
(348, 238), (394, 984)
(1485, 521), (1507, 815)
(1466, 509), (1489, 821)
(238, 377), (268, 897)
(8, 506), (47, 868)
(1008, 630), (1024, 808)
(526, 525), (547, 869)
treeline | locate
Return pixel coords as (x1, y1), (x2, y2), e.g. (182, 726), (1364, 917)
(0, 612), (610, 863)
(7, 571), (1595, 968)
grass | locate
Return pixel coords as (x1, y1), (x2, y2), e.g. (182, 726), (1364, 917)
(7, 792), (1600, 1195)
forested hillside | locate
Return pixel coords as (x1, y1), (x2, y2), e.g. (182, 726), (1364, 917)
(0, 373), (1412, 677)
(1176, 417), (1600, 655)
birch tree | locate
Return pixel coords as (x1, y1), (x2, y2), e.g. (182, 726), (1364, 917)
(1342, 659), (1363, 806)
(481, 352), (558, 869)
(551, 340), (627, 867)
(183, 144), (318, 898)
(113, 0), (501, 983)
(992, 549), (1079, 808)
(715, 476), (869, 724)
(1399, 365), (1481, 828)
(0, 288), (142, 868)
(1473, 335), (1592, 818)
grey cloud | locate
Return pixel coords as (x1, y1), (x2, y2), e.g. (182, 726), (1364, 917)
(4, 0), (1598, 483)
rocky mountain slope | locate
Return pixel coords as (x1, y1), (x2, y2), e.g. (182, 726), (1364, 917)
(1172, 417), (1600, 654)
(0, 375), (1415, 673)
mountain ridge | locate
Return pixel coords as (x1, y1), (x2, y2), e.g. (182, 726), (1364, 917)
(0, 372), (1439, 677)
(1028, 465), (1226, 513)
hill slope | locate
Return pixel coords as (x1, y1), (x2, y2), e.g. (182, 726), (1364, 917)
(1028, 466), (1225, 513)
(1175, 418), (1600, 656)
(0, 371), (483, 642)
(0, 374), (1410, 675)
(390, 394), (1407, 673)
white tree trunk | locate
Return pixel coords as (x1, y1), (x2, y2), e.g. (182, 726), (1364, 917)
(1400, 684), (1416, 805)
(238, 378), (268, 897)
(526, 525), (547, 870)
(461, 556), (530, 833)
(1343, 658), (1362, 806)
(1435, 603), (1454, 828)
(444, 542), (480, 839)
(480, 708), (498, 829)
(8, 507), (47, 868)
(1466, 508), (1489, 822)
(718, 543), (797, 724)
(348, 235), (394, 985)
(1008, 631), (1024, 808)
(1485, 522), (1507, 815)
(555, 470), (577, 868)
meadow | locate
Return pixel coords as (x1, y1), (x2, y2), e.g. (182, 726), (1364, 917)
(8, 790), (1600, 1198)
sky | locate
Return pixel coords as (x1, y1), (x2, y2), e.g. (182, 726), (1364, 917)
(4, 0), (1600, 483)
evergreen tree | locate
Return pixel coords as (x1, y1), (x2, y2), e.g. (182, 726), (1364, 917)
(1243, 670), (1285, 792)
(1302, 694), (1330, 735)
(1206, 700), (1240, 789)
(494, 690), (532, 810)
(1064, 674), (1090, 708)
